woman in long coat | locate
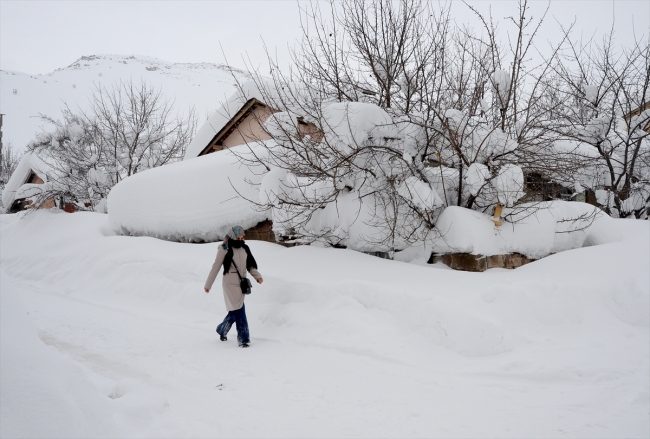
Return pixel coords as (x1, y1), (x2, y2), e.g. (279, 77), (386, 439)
(204, 226), (263, 347)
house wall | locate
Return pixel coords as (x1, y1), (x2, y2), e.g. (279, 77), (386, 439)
(298, 121), (324, 142)
(220, 106), (275, 149)
(40, 198), (56, 209)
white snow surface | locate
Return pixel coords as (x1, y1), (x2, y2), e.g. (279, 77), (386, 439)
(491, 69), (512, 106)
(107, 143), (270, 242)
(432, 202), (616, 259)
(0, 209), (648, 438)
(0, 54), (247, 152)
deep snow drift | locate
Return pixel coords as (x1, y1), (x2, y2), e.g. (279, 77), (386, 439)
(1, 210), (648, 438)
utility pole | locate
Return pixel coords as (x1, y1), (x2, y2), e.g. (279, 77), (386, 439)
(0, 114), (4, 182)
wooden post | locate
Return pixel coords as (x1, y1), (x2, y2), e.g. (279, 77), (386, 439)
(491, 204), (503, 227)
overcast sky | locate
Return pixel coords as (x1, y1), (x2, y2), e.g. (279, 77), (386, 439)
(1, 0), (648, 75)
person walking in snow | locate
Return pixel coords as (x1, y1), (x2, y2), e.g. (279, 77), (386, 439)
(204, 226), (263, 348)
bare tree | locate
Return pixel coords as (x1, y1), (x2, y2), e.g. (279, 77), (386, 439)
(90, 80), (197, 184)
(229, 0), (594, 251)
(26, 111), (106, 211)
(544, 28), (650, 218)
(0, 142), (22, 210)
(26, 80), (197, 212)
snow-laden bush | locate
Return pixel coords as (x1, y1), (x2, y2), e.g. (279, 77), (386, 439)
(16, 114), (110, 212)
(543, 37), (650, 219)
(148, 0), (643, 255)
(226, 0), (647, 252)
(432, 201), (608, 259)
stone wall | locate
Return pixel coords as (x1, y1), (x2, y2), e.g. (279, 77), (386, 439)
(244, 220), (276, 243)
(428, 252), (537, 272)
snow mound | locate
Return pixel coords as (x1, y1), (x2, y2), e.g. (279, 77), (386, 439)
(108, 143), (271, 242)
(433, 202), (611, 259)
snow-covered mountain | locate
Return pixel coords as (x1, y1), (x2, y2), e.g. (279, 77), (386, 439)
(0, 54), (249, 151)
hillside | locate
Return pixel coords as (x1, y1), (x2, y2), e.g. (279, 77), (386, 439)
(0, 54), (248, 151)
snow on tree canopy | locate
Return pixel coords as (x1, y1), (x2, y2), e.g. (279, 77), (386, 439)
(444, 109), (467, 130)
(258, 101), (415, 251)
(490, 70), (511, 108)
(465, 163), (490, 196)
(491, 164), (524, 207)
(320, 102), (396, 154)
(398, 177), (444, 210)
(108, 143), (270, 242)
(423, 166), (460, 207)
(584, 84), (598, 104)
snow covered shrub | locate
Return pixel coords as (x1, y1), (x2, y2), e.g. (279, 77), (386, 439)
(24, 112), (110, 212)
(230, 0), (596, 252)
(542, 33), (650, 219)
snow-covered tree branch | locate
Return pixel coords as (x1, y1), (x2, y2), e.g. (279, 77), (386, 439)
(25, 80), (197, 212)
(227, 0), (605, 251)
(544, 29), (650, 218)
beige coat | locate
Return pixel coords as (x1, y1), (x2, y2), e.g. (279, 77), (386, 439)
(205, 245), (262, 311)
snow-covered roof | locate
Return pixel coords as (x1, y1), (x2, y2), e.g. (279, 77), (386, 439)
(1, 152), (51, 210)
(108, 142), (271, 242)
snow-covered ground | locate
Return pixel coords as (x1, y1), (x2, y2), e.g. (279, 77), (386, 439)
(0, 54), (246, 151)
(1, 210), (648, 438)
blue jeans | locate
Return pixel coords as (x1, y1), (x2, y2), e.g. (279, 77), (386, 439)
(217, 304), (250, 345)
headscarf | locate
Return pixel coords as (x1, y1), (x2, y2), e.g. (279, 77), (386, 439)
(222, 226), (246, 250)
(221, 225), (258, 274)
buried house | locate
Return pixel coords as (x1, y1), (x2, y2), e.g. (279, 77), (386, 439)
(2, 152), (59, 213)
(3, 149), (106, 215)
